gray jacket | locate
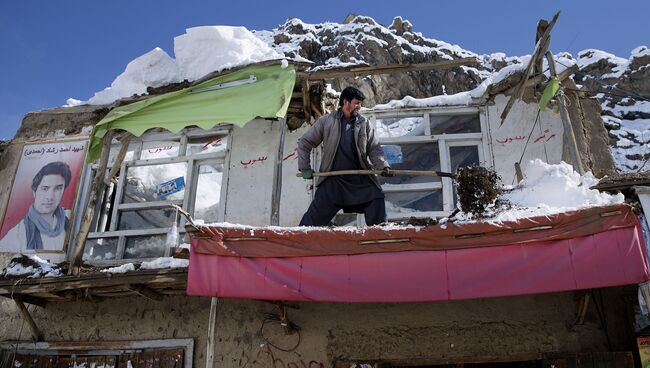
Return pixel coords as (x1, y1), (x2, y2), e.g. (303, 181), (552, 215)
(297, 110), (389, 188)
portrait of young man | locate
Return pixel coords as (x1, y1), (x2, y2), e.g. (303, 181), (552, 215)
(0, 140), (87, 253)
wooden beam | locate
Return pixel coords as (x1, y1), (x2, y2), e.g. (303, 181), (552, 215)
(127, 284), (163, 301)
(0, 269), (187, 296)
(206, 297), (220, 368)
(270, 118), (287, 226)
(545, 51), (584, 174)
(500, 11), (560, 123)
(68, 130), (113, 275)
(298, 57), (478, 80)
(14, 299), (43, 341)
(104, 133), (132, 186)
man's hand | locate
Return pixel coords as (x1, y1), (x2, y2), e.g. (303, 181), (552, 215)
(300, 169), (314, 179)
(381, 167), (394, 177)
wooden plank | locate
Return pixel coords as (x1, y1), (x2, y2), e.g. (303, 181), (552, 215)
(0, 269), (187, 296)
(69, 130), (114, 275)
(14, 299), (43, 342)
(127, 284), (163, 301)
(545, 50), (584, 174)
(500, 11), (560, 123)
(300, 57), (478, 79)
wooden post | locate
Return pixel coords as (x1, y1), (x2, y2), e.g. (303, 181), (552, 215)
(514, 162), (524, 183)
(270, 119), (287, 226)
(68, 131), (113, 275)
(14, 299), (43, 342)
(206, 297), (219, 368)
(545, 51), (585, 174)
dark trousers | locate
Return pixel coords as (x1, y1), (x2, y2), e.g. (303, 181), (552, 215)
(299, 187), (387, 226)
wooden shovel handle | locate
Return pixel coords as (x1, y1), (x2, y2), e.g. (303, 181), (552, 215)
(296, 169), (455, 178)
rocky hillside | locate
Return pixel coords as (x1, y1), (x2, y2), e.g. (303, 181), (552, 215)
(255, 15), (650, 173)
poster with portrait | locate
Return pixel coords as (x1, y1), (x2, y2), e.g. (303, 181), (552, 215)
(0, 140), (88, 253)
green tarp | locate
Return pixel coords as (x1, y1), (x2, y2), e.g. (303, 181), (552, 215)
(87, 63), (296, 162)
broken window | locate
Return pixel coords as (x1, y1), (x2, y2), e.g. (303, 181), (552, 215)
(77, 127), (230, 262)
(369, 108), (488, 220)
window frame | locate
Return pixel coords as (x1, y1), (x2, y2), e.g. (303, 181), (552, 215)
(367, 106), (491, 220)
(71, 127), (232, 264)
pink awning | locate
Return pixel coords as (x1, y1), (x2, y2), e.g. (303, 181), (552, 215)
(187, 206), (650, 302)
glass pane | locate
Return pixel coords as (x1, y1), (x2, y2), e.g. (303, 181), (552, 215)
(123, 162), (187, 203)
(380, 143), (441, 185)
(107, 143), (136, 165)
(450, 146), (480, 207)
(118, 208), (178, 230)
(193, 163), (224, 222)
(140, 140), (180, 159)
(385, 190), (443, 216)
(124, 235), (167, 259)
(450, 145), (480, 171)
(83, 238), (118, 261)
(187, 135), (228, 155)
(430, 114), (480, 134)
(375, 116), (425, 138)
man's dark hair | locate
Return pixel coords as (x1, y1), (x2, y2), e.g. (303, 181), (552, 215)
(32, 161), (72, 192)
(338, 86), (365, 107)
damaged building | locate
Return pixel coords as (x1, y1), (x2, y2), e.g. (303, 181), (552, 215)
(1, 13), (650, 368)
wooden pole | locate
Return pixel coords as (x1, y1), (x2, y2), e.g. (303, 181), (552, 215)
(14, 299), (43, 342)
(270, 120), (287, 226)
(206, 297), (219, 368)
(545, 51), (584, 174)
(296, 169), (455, 178)
(68, 131), (114, 275)
(500, 11), (560, 123)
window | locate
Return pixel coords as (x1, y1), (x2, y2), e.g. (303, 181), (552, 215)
(77, 127), (230, 262)
(369, 107), (488, 220)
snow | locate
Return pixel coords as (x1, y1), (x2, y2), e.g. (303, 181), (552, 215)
(452, 160), (624, 222)
(71, 26), (282, 106)
(577, 49), (628, 78)
(631, 45), (650, 59)
(140, 257), (189, 269)
(174, 26), (283, 81)
(372, 56), (530, 110)
(100, 257), (188, 274)
(101, 263), (135, 274)
(85, 48), (180, 106)
(2, 254), (62, 278)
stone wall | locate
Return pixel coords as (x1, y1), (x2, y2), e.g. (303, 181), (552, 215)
(0, 287), (635, 367)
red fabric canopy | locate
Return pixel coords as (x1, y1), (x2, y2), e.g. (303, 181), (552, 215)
(187, 205), (650, 302)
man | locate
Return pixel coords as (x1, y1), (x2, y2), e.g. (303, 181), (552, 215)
(0, 161), (72, 250)
(297, 86), (392, 226)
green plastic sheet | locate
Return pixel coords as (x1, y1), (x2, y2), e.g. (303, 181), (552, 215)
(539, 76), (560, 111)
(87, 63), (296, 162)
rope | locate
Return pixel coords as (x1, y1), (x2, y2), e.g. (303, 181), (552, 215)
(512, 108), (542, 185)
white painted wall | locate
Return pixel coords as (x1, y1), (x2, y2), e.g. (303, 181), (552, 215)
(487, 94), (565, 185)
(279, 124), (312, 226)
(224, 119), (279, 226)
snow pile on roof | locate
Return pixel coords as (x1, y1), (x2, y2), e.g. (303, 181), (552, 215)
(1, 254), (62, 278)
(175, 26), (283, 81)
(84, 48), (180, 106)
(101, 257), (189, 274)
(371, 54), (576, 110)
(453, 159), (624, 222)
(70, 26), (282, 106)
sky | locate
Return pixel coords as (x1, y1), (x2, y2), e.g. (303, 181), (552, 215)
(1, 0), (648, 140)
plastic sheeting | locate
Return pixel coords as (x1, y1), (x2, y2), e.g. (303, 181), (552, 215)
(187, 206), (650, 303)
(193, 204), (637, 258)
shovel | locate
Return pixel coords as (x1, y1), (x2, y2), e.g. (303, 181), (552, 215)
(296, 169), (456, 178)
